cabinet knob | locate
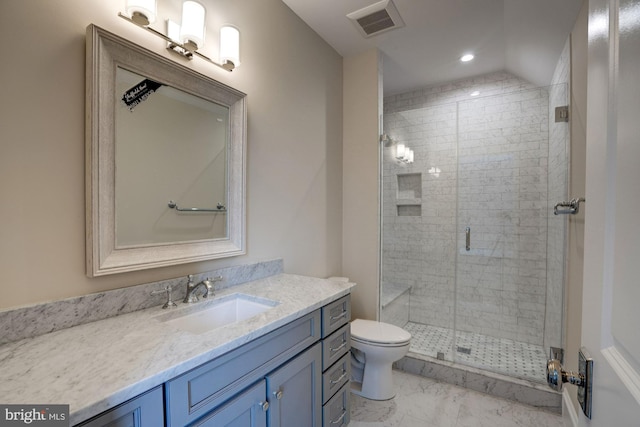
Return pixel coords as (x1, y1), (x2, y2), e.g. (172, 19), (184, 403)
(273, 390), (283, 400)
(259, 401), (270, 412)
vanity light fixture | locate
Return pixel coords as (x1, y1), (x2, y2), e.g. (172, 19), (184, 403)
(119, 0), (241, 72)
(395, 143), (414, 164)
(406, 149), (414, 163)
(219, 25), (241, 69)
(180, 1), (205, 50)
(126, 0), (157, 25)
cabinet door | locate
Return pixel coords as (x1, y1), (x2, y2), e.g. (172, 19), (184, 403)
(190, 380), (267, 427)
(266, 343), (322, 427)
(75, 387), (163, 427)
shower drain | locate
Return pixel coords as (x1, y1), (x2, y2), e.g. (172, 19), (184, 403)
(457, 346), (472, 355)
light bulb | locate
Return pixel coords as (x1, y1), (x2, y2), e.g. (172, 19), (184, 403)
(220, 25), (240, 70)
(180, 1), (206, 50)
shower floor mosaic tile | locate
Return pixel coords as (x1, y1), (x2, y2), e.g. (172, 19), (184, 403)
(404, 322), (548, 383)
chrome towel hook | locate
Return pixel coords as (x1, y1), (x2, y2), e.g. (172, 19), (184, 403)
(554, 197), (585, 215)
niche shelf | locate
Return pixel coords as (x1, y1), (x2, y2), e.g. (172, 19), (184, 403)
(396, 173), (422, 217)
(397, 205), (421, 217)
(397, 173), (422, 199)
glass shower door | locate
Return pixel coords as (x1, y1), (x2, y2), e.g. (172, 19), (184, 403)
(381, 104), (459, 362)
(453, 86), (565, 383)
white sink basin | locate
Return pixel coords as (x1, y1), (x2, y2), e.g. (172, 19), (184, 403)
(162, 294), (279, 334)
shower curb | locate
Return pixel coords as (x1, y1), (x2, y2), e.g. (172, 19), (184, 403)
(394, 353), (562, 414)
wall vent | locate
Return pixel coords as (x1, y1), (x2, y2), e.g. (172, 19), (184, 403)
(347, 0), (405, 38)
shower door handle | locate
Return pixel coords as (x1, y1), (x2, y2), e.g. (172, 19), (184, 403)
(547, 348), (593, 419)
(465, 227), (471, 251)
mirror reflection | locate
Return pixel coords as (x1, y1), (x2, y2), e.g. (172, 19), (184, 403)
(115, 67), (228, 247)
(86, 24), (246, 277)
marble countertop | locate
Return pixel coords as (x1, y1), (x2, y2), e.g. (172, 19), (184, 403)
(0, 274), (355, 425)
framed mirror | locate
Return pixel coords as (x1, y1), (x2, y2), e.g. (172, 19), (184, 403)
(86, 24), (246, 277)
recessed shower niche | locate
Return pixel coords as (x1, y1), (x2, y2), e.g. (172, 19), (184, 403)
(396, 173), (422, 217)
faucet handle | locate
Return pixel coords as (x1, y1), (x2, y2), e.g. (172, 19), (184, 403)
(151, 285), (178, 309)
(202, 276), (223, 299)
(202, 277), (213, 299)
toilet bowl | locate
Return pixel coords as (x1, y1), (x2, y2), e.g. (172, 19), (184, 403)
(350, 319), (411, 400)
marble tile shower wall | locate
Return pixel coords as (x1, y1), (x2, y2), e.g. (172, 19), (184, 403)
(383, 71), (553, 346)
(383, 102), (458, 330)
(456, 88), (549, 345)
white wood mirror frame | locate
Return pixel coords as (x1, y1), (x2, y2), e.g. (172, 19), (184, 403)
(85, 24), (246, 277)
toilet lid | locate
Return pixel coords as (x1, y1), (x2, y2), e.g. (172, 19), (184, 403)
(351, 319), (411, 345)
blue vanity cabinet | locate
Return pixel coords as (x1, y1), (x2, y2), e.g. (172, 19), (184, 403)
(72, 293), (352, 427)
(186, 342), (323, 427)
(165, 310), (322, 426)
(321, 294), (351, 337)
(74, 386), (164, 427)
(184, 380), (268, 427)
(322, 352), (351, 404)
(266, 342), (322, 426)
(322, 383), (350, 427)
(320, 295), (351, 427)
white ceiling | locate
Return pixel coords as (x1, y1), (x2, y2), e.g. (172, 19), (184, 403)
(281, 0), (584, 96)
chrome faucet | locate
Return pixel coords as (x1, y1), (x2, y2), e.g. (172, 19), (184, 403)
(183, 274), (222, 303)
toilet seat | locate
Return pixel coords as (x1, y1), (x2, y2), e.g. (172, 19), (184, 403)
(351, 319), (411, 347)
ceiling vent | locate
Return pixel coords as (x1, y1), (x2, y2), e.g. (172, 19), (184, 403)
(347, 0), (405, 38)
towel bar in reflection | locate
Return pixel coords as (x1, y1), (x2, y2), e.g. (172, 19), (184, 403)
(168, 200), (227, 213)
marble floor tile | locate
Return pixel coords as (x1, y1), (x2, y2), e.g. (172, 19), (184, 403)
(350, 370), (563, 427)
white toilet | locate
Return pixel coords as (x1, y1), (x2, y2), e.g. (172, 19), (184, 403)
(350, 319), (411, 400)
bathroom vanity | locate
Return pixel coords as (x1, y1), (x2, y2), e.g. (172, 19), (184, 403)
(0, 274), (353, 427)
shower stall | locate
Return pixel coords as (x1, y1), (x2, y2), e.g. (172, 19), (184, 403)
(380, 71), (569, 384)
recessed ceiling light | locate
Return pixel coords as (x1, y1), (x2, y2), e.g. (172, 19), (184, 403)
(460, 54), (474, 62)
(470, 91), (480, 97)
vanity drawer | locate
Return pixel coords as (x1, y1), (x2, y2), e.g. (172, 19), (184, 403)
(322, 383), (350, 427)
(322, 352), (351, 404)
(166, 310), (321, 427)
(321, 295), (351, 338)
(322, 324), (350, 371)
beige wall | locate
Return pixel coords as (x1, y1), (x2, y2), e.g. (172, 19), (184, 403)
(564, 0), (588, 416)
(342, 49), (382, 321)
(0, 0), (343, 309)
